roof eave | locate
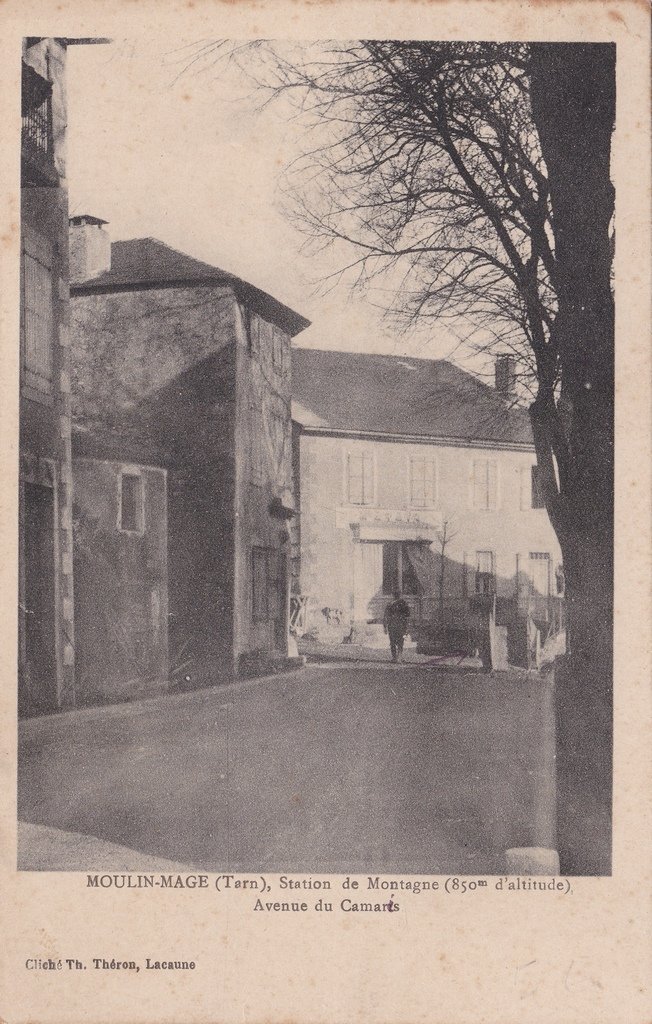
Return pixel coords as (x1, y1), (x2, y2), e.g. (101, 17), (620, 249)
(294, 422), (534, 452)
(70, 273), (310, 337)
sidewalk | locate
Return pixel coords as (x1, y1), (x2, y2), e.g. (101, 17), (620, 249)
(18, 822), (192, 872)
(298, 638), (483, 670)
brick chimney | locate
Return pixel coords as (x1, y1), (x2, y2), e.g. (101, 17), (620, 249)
(69, 214), (111, 283)
(495, 353), (516, 401)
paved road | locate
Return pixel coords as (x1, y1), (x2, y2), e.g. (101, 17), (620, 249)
(18, 663), (555, 874)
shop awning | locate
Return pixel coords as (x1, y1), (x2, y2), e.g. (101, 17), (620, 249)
(357, 523), (437, 543)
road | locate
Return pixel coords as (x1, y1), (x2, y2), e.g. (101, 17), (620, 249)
(18, 662), (555, 874)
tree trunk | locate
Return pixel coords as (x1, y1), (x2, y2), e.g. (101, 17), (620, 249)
(529, 44), (615, 875)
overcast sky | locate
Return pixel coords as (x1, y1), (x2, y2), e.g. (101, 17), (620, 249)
(66, 39), (470, 364)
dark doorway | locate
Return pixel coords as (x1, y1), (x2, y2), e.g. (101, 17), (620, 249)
(273, 552), (289, 652)
(21, 483), (57, 715)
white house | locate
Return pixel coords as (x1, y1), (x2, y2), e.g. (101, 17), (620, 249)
(291, 348), (563, 650)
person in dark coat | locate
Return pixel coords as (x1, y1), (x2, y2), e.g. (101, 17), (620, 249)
(383, 591), (410, 663)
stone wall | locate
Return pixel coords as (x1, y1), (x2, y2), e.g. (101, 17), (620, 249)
(71, 284), (238, 684)
(72, 458), (168, 704)
(19, 39), (75, 713)
(233, 305), (294, 665)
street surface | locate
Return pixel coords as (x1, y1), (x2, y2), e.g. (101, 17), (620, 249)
(18, 662), (555, 874)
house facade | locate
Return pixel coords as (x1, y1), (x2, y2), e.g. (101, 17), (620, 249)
(69, 222), (308, 698)
(19, 39), (76, 715)
(291, 349), (563, 650)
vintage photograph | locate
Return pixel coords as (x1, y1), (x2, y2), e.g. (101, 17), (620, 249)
(17, 38), (614, 877)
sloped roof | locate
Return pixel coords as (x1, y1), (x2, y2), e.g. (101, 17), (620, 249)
(71, 236), (310, 338)
(291, 347), (533, 447)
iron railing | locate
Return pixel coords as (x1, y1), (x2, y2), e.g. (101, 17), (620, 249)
(22, 97), (53, 164)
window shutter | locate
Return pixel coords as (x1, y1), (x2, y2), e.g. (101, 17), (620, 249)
(348, 453), (373, 504)
(347, 454), (363, 504)
(410, 457), (423, 505)
(487, 461), (498, 510)
(520, 466), (531, 509)
(473, 461), (485, 509)
(424, 459), (435, 505)
(362, 454), (374, 504)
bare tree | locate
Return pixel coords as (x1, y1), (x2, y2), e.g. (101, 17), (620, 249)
(529, 43), (615, 876)
(435, 518), (458, 622)
(178, 39), (616, 872)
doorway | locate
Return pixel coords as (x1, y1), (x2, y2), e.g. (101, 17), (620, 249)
(21, 483), (57, 714)
(353, 541), (420, 621)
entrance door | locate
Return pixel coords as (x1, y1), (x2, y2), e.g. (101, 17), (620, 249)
(21, 483), (57, 714)
(353, 542), (383, 620)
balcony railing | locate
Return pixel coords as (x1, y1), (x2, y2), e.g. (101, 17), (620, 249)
(21, 62), (57, 186)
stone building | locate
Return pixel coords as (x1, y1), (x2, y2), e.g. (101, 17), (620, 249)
(69, 221), (309, 698)
(291, 348), (563, 654)
(19, 39), (80, 714)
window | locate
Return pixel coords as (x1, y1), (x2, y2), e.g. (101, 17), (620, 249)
(475, 550), (495, 594)
(529, 552), (551, 597)
(472, 460), (498, 511)
(347, 452), (374, 505)
(382, 542), (420, 596)
(521, 464), (545, 509)
(23, 252), (53, 393)
(252, 546), (285, 621)
(409, 456), (436, 507)
(119, 473), (144, 533)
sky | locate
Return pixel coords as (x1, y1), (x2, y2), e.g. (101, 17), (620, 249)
(65, 39), (469, 365)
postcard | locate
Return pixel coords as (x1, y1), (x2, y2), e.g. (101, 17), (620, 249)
(1, 2), (650, 1022)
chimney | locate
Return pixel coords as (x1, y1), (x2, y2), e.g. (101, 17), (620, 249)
(495, 353), (516, 401)
(69, 215), (111, 283)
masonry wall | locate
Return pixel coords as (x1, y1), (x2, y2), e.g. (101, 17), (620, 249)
(73, 458), (168, 704)
(297, 432), (563, 632)
(233, 305), (293, 664)
(19, 39), (75, 714)
(71, 283), (238, 685)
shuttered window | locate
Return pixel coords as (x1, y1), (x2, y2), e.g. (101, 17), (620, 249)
(23, 251), (53, 393)
(347, 452), (374, 505)
(409, 456), (436, 507)
(119, 473), (144, 533)
(473, 460), (498, 511)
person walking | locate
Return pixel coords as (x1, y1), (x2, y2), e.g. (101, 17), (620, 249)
(383, 591), (410, 663)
